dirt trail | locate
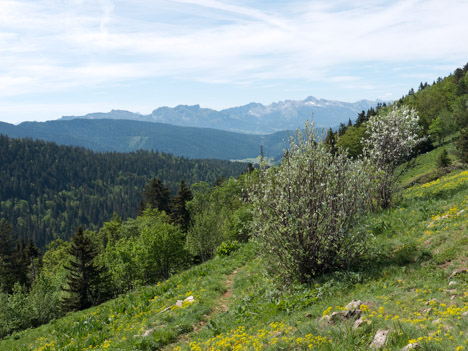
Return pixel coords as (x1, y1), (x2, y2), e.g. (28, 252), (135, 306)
(168, 268), (240, 348)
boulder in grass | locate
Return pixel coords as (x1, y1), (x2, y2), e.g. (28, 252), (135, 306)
(370, 329), (389, 349)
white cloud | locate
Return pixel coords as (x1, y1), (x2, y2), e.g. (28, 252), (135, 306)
(1, 0), (468, 122)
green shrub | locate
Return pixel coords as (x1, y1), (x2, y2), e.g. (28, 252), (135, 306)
(249, 122), (373, 283)
(215, 240), (240, 257)
(436, 149), (452, 168)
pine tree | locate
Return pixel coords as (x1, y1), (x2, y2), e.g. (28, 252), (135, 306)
(457, 127), (468, 164)
(0, 219), (15, 293)
(13, 238), (30, 288)
(170, 180), (193, 232)
(436, 149), (451, 168)
(324, 128), (337, 156)
(338, 122), (347, 136)
(141, 177), (171, 214)
(62, 227), (108, 312)
(355, 110), (367, 126)
(245, 162), (255, 174)
(25, 238), (40, 285)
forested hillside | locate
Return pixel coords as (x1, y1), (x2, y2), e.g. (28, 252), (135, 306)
(0, 135), (248, 248)
(0, 119), (289, 160)
(331, 63), (468, 159)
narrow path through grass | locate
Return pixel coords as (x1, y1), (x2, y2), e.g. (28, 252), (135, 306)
(166, 267), (242, 349)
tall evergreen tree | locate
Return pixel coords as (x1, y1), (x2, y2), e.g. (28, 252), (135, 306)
(170, 180), (193, 232)
(338, 122), (347, 136)
(324, 128), (337, 156)
(25, 238), (40, 285)
(13, 238), (30, 288)
(141, 177), (171, 214)
(457, 127), (468, 164)
(355, 110), (367, 126)
(62, 227), (108, 312)
(244, 162), (255, 174)
(0, 219), (15, 293)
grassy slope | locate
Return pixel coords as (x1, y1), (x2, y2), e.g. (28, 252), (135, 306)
(1, 146), (467, 351)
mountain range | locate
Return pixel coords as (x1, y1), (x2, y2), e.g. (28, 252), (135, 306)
(61, 96), (380, 134)
(0, 96), (379, 160)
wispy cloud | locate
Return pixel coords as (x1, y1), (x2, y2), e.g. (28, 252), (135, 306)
(1, 0), (467, 122)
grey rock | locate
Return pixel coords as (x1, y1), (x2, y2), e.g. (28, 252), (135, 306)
(370, 329), (390, 349)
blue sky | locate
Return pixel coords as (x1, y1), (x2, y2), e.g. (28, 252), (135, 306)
(1, 0), (468, 124)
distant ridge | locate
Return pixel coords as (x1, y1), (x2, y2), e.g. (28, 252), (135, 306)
(61, 96), (380, 134)
(0, 119), (289, 160)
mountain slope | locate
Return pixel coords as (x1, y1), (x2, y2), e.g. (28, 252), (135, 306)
(0, 119), (289, 160)
(2, 147), (467, 350)
(60, 96), (380, 134)
(0, 135), (248, 248)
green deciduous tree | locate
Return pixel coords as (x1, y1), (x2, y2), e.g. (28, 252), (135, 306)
(337, 125), (366, 158)
(186, 177), (251, 262)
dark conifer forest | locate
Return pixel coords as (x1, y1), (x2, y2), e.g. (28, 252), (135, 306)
(0, 135), (248, 249)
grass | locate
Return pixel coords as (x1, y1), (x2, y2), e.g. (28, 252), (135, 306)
(174, 168), (468, 351)
(0, 245), (256, 350)
(398, 137), (460, 187)
(1, 144), (467, 351)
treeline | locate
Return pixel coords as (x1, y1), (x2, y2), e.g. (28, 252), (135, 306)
(0, 135), (249, 249)
(326, 63), (468, 159)
(0, 172), (253, 337)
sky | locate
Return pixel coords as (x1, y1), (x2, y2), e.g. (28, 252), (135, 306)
(1, 0), (468, 124)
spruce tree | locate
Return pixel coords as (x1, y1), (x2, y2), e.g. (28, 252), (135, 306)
(324, 128), (337, 156)
(0, 219), (15, 293)
(244, 162), (255, 174)
(62, 227), (108, 312)
(170, 180), (193, 232)
(141, 177), (171, 214)
(25, 238), (40, 285)
(13, 238), (30, 288)
(457, 127), (468, 164)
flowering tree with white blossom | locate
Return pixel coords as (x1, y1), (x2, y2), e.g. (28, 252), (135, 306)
(363, 105), (424, 207)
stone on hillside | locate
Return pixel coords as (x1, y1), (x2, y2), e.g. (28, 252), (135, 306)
(402, 342), (421, 350)
(184, 295), (195, 303)
(424, 298), (436, 306)
(344, 308), (362, 319)
(322, 311), (345, 324)
(353, 317), (370, 329)
(345, 300), (363, 310)
(462, 311), (468, 317)
(370, 329), (389, 349)
(176, 300), (184, 307)
(450, 268), (468, 277)
(448, 280), (457, 286)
